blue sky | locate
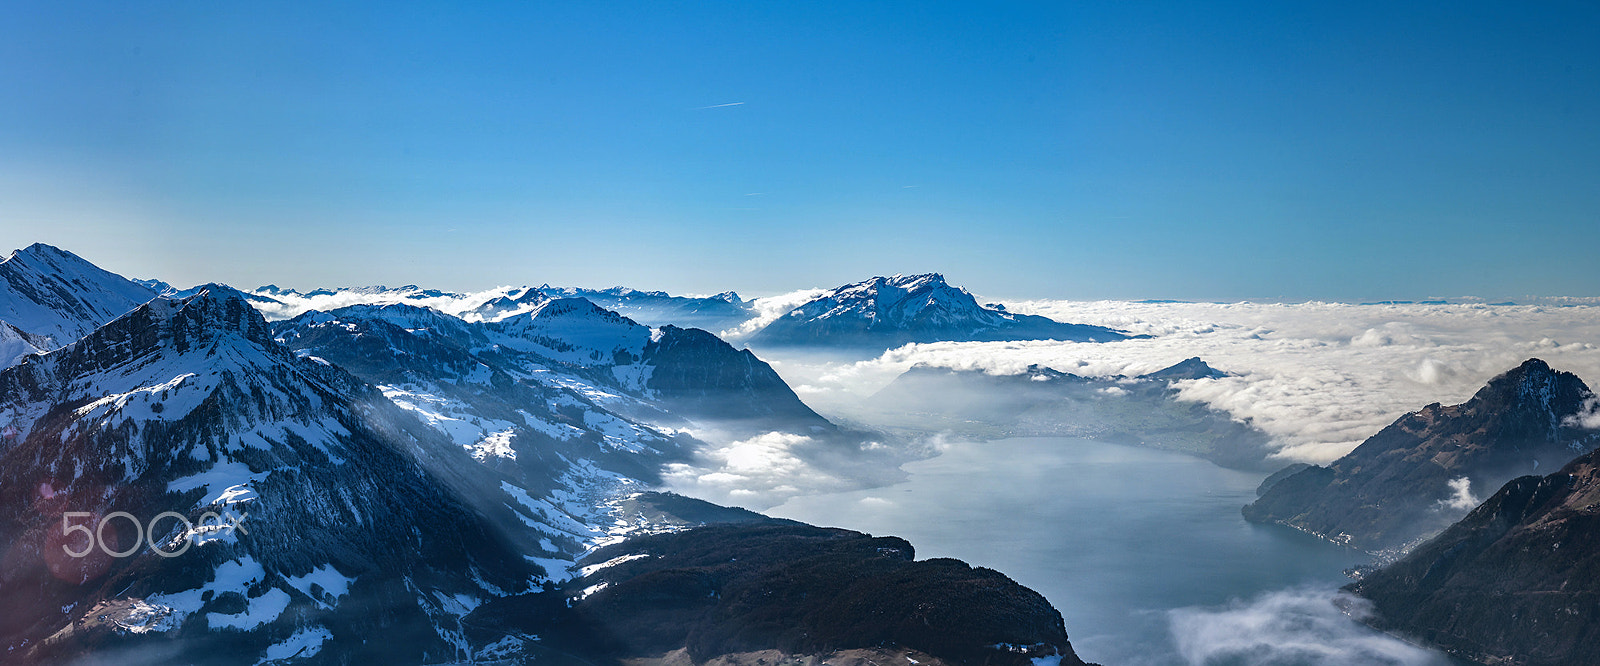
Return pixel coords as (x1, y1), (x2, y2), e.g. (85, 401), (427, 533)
(2, 1), (1597, 301)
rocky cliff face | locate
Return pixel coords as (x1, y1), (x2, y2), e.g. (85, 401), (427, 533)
(1244, 358), (1600, 553)
(1347, 447), (1600, 666)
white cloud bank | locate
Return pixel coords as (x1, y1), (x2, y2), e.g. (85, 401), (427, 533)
(1438, 477), (1482, 512)
(1169, 587), (1448, 666)
(758, 300), (1600, 464)
(719, 288), (828, 341)
(661, 432), (852, 510)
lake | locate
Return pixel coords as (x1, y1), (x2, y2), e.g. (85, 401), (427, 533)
(766, 437), (1452, 666)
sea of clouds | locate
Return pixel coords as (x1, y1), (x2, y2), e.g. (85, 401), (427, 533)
(758, 298), (1600, 464)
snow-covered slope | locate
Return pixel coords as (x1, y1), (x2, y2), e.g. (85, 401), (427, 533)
(488, 298), (653, 367)
(0, 320), (45, 368)
(746, 273), (1133, 351)
(272, 301), (693, 494)
(275, 299), (837, 447)
(0, 290), (585, 664)
(0, 243), (156, 352)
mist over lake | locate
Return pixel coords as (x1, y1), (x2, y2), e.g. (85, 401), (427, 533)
(768, 437), (1451, 666)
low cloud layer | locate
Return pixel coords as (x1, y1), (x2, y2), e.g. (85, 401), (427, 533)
(759, 301), (1600, 464)
(1566, 397), (1600, 430)
(1168, 587), (1448, 666)
(661, 432), (853, 510)
(719, 288), (828, 341)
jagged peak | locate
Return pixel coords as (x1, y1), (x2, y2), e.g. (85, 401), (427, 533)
(1142, 357), (1229, 381)
(5, 243), (124, 278)
(114, 288), (281, 351)
(858, 272), (952, 291)
(1475, 358), (1587, 404)
(9, 242), (75, 262)
(822, 273), (969, 303)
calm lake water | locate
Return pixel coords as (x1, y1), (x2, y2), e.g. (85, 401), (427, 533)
(767, 437), (1450, 666)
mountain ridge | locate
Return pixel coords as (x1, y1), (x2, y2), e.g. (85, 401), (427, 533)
(1244, 358), (1600, 553)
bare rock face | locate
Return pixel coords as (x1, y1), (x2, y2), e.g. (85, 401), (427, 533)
(1244, 358), (1600, 553)
(1348, 447), (1600, 666)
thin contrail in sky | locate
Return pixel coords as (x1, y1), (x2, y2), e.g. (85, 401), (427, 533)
(696, 102), (746, 109)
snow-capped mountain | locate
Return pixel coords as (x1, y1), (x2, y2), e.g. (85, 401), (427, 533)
(0, 249), (1093, 666)
(274, 298), (838, 447)
(0, 259), (847, 664)
(0, 290), (548, 664)
(0, 243), (156, 353)
(244, 282), (756, 331)
(534, 285), (751, 331)
(489, 297), (653, 367)
(746, 273), (1133, 351)
(270, 301), (694, 501)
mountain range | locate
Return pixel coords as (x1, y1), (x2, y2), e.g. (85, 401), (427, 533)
(0, 244), (1097, 666)
(233, 272), (1131, 355)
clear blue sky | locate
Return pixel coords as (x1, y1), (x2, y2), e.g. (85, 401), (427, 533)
(2, 1), (1597, 301)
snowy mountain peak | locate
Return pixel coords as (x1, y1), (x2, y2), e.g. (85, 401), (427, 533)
(489, 298), (652, 366)
(809, 273), (982, 325)
(45, 289), (290, 380)
(9, 242), (83, 265)
(0, 244), (156, 353)
(747, 273), (1132, 350)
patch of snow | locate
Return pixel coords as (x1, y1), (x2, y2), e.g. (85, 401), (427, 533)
(257, 625), (333, 663)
